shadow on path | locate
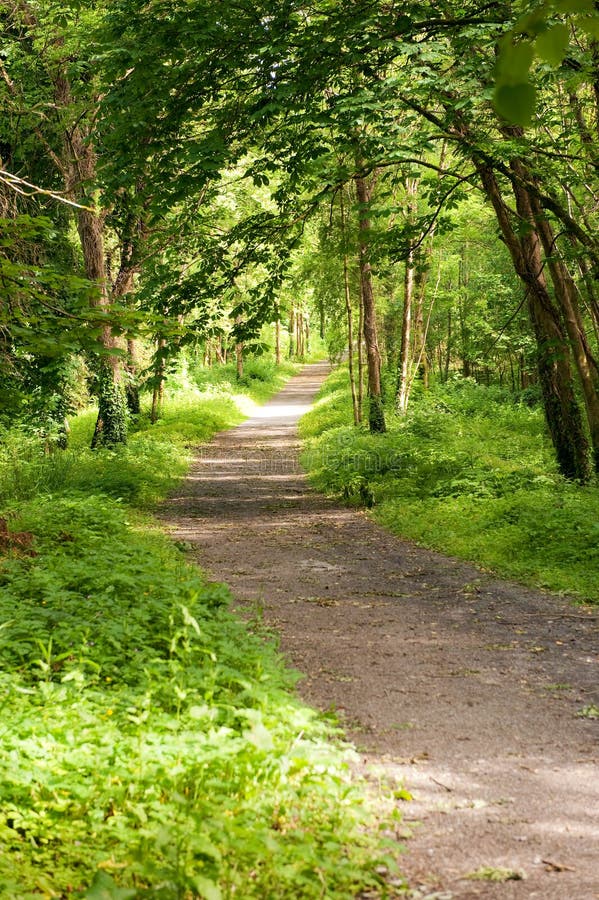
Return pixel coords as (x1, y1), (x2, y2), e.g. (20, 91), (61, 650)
(162, 361), (599, 900)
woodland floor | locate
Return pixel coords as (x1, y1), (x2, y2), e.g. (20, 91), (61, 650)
(161, 361), (599, 900)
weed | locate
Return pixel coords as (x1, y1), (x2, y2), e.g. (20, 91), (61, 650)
(577, 704), (599, 719)
(465, 866), (525, 882)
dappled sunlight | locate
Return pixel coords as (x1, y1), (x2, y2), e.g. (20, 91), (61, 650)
(230, 392), (262, 416)
(359, 751), (599, 889)
(188, 472), (305, 483)
(241, 401), (314, 420)
(161, 361), (599, 897)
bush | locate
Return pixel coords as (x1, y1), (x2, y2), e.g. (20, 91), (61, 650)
(300, 365), (599, 603)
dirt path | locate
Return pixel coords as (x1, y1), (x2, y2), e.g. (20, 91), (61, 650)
(161, 362), (599, 899)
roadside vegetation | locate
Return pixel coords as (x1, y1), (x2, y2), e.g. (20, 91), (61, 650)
(4, 0), (599, 893)
(301, 366), (599, 604)
(0, 356), (400, 900)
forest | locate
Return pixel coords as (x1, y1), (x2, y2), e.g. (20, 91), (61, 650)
(1, 0), (599, 897)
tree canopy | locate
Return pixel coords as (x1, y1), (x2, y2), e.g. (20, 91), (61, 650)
(1, 0), (598, 474)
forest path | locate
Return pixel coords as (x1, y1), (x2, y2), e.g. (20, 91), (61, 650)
(161, 361), (599, 900)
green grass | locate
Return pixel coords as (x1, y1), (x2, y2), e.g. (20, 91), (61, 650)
(300, 365), (599, 603)
(0, 358), (298, 512)
(0, 358), (401, 899)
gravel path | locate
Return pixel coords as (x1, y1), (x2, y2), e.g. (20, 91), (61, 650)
(161, 361), (599, 899)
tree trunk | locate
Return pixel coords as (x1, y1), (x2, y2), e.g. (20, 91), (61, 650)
(477, 163), (590, 481)
(150, 337), (166, 425)
(355, 173), (386, 433)
(296, 310), (305, 358)
(524, 182), (599, 472)
(275, 313), (282, 365)
(340, 193), (360, 425)
(339, 188), (360, 422)
(413, 257), (440, 390)
(413, 267), (429, 389)
(444, 308), (452, 382)
(357, 281), (364, 423)
(53, 68), (127, 448)
(396, 176), (418, 413)
(125, 338), (141, 416)
(288, 307), (295, 358)
(78, 207), (127, 448)
(396, 251), (414, 412)
(577, 255), (599, 351)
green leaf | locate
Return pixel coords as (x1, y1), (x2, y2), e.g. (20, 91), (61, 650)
(577, 15), (599, 37)
(190, 875), (222, 900)
(493, 83), (537, 126)
(244, 720), (274, 751)
(535, 24), (569, 66)
(497, 40), (534, 85)
(555, 0), (594, 12)
(84, 871), (137, 900)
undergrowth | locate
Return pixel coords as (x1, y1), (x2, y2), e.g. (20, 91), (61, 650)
(300, 365), (599, 603)
(0, 358), (401, 899)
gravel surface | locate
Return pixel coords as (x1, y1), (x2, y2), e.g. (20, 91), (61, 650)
(161, 361), (599, 899)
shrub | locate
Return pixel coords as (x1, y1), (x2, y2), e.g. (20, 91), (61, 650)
(301, 365), (599, 603)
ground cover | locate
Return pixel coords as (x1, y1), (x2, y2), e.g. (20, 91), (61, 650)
(0, 358), (399, 899)
(300, 366), (599, 603)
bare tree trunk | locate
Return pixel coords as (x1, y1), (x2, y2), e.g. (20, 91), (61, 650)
(111, 239), (141, 417)
(355, 173), (386, 433)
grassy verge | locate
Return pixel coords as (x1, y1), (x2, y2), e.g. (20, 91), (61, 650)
(300, 365), (599, 604)
(0, 358), (401, 899)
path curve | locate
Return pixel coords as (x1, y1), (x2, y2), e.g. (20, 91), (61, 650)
(162, 361), (599, 899)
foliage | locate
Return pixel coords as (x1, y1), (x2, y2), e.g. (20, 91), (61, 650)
(0, 361), (400, 898)
(494, 0), (599, 125)
(301, 366), (599, 603)
(0, 356), (297, 510)
(192, 357), (299, 404)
